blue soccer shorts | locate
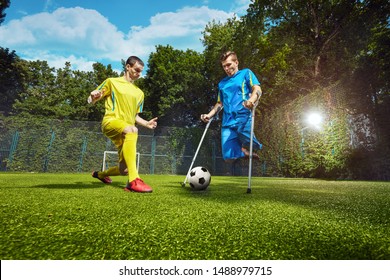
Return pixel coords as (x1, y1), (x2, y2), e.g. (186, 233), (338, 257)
(221, 121), (262, 160)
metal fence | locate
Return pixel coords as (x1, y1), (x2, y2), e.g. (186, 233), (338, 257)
(0, 120), (266, 177)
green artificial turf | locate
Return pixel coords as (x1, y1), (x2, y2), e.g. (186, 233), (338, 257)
(0, 173), (389, 260)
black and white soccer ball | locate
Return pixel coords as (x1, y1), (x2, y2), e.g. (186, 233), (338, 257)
(188, 166), (211, 190)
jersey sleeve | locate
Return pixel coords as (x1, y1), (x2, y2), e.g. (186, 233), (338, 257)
(246, 69), (260, 88)
(97, 79), (111, 97)
(217, 85), (224, 104)
(137, 99), (144, 113)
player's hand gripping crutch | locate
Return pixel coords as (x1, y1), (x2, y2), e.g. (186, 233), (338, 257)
(182, 106), (223, 187)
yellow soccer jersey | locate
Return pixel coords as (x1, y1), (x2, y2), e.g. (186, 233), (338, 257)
(97, 77), (144, 126)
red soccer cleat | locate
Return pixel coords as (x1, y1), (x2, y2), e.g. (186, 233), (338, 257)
(92, 171), (112, 184)
(124, 178), (153, 193)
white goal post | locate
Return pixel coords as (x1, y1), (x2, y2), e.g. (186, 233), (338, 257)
(102, 151), (140, 171)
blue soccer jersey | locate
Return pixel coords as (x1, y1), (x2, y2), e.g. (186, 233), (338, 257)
(217, 68), (260, 127)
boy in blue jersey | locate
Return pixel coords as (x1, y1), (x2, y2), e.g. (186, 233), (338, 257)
(201, 51), (262, 162)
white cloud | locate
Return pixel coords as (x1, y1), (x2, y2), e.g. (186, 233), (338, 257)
(0, 7), (125, 57)
(21, 50), (99, 72)
(0, 6), (233, 71)
(128, 6), (233, 51)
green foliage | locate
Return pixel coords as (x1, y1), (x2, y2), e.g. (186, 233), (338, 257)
(0, 0), (10, 25)
(1, 173), (389, 259)
(242, 0), (390, 105)
(0, 47), (25, 115)
(202, 18), (241, 84)
(258, 84), (351, 178)
(11, 61), (118, 121)
(143, 45), (211, 126)
(0, 116), (105, 172)
(164, 125), (220, 174)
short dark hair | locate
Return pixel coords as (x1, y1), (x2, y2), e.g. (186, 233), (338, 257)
(220, 51), (237, 62)
(126, 56), (144, 67)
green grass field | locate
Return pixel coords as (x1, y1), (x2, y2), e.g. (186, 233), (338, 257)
(1, 173), (389, 260)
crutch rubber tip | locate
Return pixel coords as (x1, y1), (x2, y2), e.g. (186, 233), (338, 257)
(246, 188), (252, 194)
(181, 183), (186, 187)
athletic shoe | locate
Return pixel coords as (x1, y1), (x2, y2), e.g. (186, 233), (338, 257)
(124, 178), (153, 193)
(241, 147), (260, 160)
(92, 171), (112, 184)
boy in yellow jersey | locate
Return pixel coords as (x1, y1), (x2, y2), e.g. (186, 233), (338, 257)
(88, 56), (158, 193)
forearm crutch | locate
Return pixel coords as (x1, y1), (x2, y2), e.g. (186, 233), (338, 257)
(247, 100), (259, 194)
(182, 106), (223, 187)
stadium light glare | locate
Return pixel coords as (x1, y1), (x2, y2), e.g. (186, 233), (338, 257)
(306, 112), (323, 129)
(300, 111), (323, 158)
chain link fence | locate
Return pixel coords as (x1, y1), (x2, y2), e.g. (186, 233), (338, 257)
(0, 119), (266, 177)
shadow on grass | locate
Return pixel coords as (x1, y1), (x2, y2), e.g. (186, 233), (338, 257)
(177, 177), (263, 201)
(27, 182), (124, 189)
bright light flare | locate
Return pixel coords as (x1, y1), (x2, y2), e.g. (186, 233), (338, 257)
(306, 112), (322, 129)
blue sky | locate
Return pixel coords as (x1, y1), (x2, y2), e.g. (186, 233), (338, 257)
(0, 0), (251, 72)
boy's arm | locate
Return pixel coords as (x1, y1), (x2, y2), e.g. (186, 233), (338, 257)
(244, 85), (262, 109)
(201, 102), (223, 123)
(136, 115), (158, 130)
(87, 88), (105, 104)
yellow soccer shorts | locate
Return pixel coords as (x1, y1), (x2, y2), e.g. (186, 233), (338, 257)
(102, 118), (133, 163)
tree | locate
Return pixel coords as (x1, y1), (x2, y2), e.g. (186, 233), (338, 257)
(0, 0), (10, 25)
(143, 45), (210, 127)
(202, 18), (240, 86)
(0, 47), (25, 115)
(12, 60), (119, 121)
(245, 0), (390, 95)
(13, 60), (56, 117)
